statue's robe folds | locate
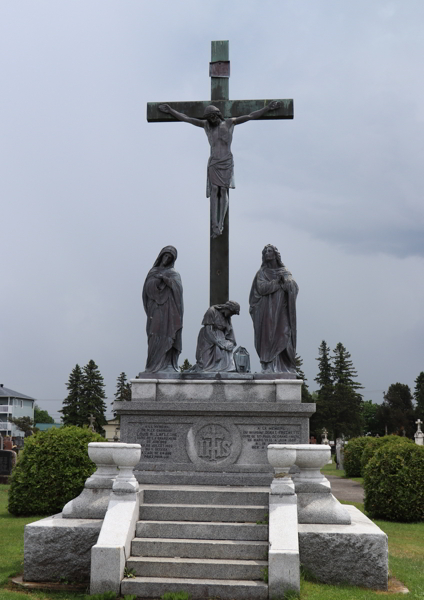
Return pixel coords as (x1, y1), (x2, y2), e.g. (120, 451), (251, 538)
(249, 266), (298, 373)
(142, 266), (183, 372)
(195, 306), (236, 372)
(205, 120), (235, 197)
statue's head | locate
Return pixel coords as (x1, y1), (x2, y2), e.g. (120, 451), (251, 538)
(153, 245), (177, 268)
(221, 300), (240, 317)
(203, 105), (223, 125)
(261, 244), (284, 267)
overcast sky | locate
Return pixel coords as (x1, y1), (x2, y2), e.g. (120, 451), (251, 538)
(1, 1), (423, 422)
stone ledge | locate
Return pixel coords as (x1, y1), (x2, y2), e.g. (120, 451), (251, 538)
(24, 515), (102, 583)
(129, 378), (303, 404)
(298, 505), (388, 590)
(116, 401), (315, 417)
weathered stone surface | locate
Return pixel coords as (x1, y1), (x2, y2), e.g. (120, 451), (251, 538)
(297, 492), (351, 524)
(131, 538), (269, 560)
(116, 379), (314, 485)
(121, 576), (268, 600)
(24, 515), (102, 582)
(130, 378), (303, 404)
(126, 555), (266, 580)
(268, 493), (300, 597)
(62, 488), (111, 519)
(298, 505), (388, 590)
(118, 405), (312, 485)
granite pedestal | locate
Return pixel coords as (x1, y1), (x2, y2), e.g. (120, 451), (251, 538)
(115, 376), (315, 486)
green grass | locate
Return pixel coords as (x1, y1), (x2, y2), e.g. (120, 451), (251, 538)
(1, 484), (423, 600)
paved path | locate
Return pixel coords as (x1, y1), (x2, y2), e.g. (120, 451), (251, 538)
(326, 475), (364, 503)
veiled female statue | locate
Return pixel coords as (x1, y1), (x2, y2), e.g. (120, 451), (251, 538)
(249, 245), (298, 373)
(142, 246), (183, 372)
(193, 301), (240, 372)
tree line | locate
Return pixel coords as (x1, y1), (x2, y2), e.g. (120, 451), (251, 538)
(308, 340), (424, 441)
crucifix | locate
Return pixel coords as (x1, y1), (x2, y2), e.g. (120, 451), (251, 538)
(147, 41), (293, 306)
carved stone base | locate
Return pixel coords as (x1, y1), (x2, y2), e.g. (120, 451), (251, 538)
(115, 378), (315, 486)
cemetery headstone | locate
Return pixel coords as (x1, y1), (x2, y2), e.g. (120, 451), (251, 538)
(0, 449), (16, 483)
(415, 418), (424, 445)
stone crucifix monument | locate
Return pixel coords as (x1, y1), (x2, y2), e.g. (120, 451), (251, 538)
(147, 40), (293, 306)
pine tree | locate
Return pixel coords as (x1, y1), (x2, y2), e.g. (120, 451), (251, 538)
(80, 360), (107, 435)
(310, 341), (334, 439)
(331, 343), (363, 439)
(380, 382), (415, 437)
(295, 354), (312, 402)
(60, 364), (84, 427)
(113, 372), (131, 418)
(414, 371), (424, 419)
(114, 372), (131, 402)
(179, 358), (193, 373)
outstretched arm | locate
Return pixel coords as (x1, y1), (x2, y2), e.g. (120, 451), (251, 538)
(158, 104), (204, 128)
(233, 101), (282, 125)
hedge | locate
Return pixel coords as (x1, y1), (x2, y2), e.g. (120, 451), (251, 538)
(8, 426), (104, 516)
(364, 438), (424, 522)
(343, 437), (372, 477)
(360, 435), (413, 476)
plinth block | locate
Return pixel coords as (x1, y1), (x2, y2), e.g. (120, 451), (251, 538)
(115, 378), (315, 486)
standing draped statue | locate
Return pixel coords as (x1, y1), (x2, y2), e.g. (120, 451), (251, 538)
(142, 246), (183, 372)
(249, 245), (298, 373)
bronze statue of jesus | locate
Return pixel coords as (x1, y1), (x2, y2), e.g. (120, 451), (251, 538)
(158, 101), (281, 238)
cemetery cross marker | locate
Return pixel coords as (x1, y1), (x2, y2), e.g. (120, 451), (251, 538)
(147, 40), (294, 305)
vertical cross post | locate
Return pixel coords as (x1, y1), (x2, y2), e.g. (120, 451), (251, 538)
(210, 41), (229, 306)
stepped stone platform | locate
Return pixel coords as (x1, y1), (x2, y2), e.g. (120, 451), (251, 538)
(121, 484), (270, 600)
(116, 377), (315, 486)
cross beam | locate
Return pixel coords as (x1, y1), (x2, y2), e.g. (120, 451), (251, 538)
(147, 41), (293, 306)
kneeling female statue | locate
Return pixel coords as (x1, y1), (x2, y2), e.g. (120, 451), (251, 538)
(142, 245), (183, 372)
(193, 301), (240, 372)
(249, 245), (298, 374)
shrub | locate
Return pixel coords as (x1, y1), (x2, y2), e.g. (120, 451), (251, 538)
(363, 438), (424, 522)
(8, 426), (104, 516)
(343, 437), (371, 477)
(360, 435), (413, 476)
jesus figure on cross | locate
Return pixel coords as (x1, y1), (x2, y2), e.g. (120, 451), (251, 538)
(158, 101), (281, 238)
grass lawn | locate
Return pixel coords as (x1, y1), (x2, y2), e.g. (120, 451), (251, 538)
(1, 483), (423, 600)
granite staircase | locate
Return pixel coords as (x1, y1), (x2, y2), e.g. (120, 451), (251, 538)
(121, 485), (270, 600)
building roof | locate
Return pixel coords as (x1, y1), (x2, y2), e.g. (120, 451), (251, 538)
(0, 385), (35, 400)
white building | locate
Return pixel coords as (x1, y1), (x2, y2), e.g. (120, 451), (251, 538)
(0, 384), (35, 439)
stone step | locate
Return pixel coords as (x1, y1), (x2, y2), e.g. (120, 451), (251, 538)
(139, 503), (268, 523)
(126, 556), (267, 580)
(136, 520), (268, 541)
(131, 537), (269, 560)
(142, 485), (270, 506)
(121, 576), (269, 599)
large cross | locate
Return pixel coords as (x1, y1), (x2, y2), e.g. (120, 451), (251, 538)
(147, 41), (293, 306)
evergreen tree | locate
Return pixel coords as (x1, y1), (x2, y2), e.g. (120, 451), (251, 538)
(362, 399), (384, 437)
(379, 382), (415, 437)
(295, 354), (312, 402)
(34, 404), (55, 424)
(310, 341), (334, 439)
(81, 360), (107, 435)
(414, 371), (424, 419)
(60, 361), (107, 434)
(113, 372), (131, 418)
(179, 358), (193, 372)
(114, 372), (131, 402)
(60, 364), (84, 427)
(331, 343), (363, 439)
